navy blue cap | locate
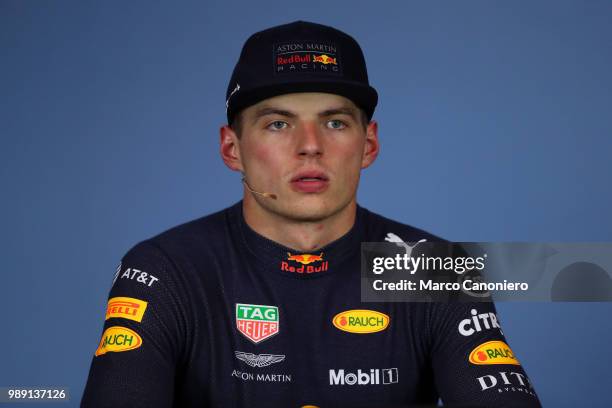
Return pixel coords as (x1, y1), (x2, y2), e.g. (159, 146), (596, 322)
(225, 21), (378, 124)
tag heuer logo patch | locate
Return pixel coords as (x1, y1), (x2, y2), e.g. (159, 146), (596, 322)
(236, 303), (279, 344)
(235, 351), (285, 367)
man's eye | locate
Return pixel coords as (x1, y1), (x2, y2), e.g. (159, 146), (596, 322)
(327, 119), (346, 130)
(267, 121), (288, 130)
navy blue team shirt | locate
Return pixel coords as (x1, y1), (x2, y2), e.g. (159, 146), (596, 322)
(82, 201), (541, 407)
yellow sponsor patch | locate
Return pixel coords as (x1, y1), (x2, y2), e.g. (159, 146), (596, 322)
(95, 326), (143, 356)
(469, 340), (520, 365)
(105, 297), (148, 322)
(332, 310), (390, 334)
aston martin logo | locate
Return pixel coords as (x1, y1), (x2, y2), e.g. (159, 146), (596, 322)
(234, 351), (286, 368)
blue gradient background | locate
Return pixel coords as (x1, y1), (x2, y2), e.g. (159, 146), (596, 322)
(2, 1), (611, 406)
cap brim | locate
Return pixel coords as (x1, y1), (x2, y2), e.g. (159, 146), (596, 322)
(227, 80), (378, 124)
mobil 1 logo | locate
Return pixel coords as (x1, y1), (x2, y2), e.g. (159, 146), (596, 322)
(329, 368), (399, 386)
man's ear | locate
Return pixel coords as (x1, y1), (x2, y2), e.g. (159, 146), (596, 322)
(361, 120), (379, 169)
(219, 125), (244, 172)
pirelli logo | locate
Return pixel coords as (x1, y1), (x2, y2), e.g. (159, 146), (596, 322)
(106, 297), (148, 323)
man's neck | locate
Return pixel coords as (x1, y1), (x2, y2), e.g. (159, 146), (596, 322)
(242, 197), (357, 252)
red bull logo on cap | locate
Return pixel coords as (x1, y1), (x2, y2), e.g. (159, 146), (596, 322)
(312, 54), (337, 65)
(274, 41), (341, 75)
(281, 252), (329, 274)
(277, 54), (311, 65)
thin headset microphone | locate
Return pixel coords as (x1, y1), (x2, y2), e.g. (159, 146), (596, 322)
(241, 174), (278, 200)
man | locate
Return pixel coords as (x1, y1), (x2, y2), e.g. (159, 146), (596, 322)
(82, 21), (541, 407)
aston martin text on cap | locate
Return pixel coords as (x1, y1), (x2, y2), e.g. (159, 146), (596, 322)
(225, 20), (378, 124)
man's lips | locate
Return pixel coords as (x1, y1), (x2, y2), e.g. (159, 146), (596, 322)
(291, 171), (328, 182)
(290, 171), (329, 193)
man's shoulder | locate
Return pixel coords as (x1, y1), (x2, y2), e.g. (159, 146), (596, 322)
(127, 202), (240, 259)
(156, 203), (237, 241)
(358, 204), (447, 244)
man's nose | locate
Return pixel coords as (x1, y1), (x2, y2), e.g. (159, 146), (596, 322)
(296, 122), (323, 157)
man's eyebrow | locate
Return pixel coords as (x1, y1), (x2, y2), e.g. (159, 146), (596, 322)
(251, 107), (296, 122)
(249, 105), (358, 123)
(319, 107), (359, 119)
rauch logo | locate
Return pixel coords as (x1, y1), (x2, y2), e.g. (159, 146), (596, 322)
(95, 326), (142, 356)
(332, 310), (390, 334)
(469, 341), (520, 365)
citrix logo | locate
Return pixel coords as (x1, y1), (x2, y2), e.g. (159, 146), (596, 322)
(329, 368), (398, 385)
(458, 308), (503, 336)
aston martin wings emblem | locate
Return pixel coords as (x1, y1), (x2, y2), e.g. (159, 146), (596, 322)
(234, 351), (286, 368)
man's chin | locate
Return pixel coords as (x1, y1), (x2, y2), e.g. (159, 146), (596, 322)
(278, 199), (352, 223)
(281, 210), (330, 223)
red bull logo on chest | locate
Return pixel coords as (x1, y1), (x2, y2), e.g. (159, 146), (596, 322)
(281, 252), (329, 274)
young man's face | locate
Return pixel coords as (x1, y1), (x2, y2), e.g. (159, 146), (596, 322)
(221, 92), (379, 223)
